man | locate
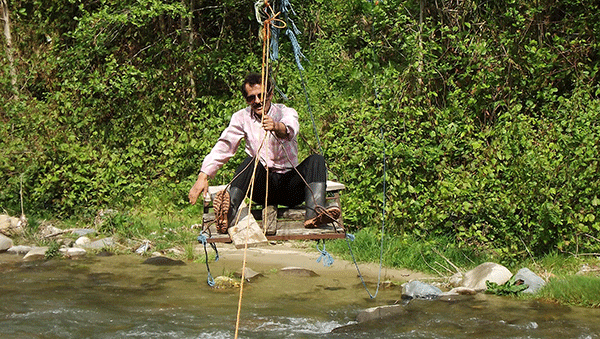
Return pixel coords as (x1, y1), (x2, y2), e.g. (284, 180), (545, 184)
(188, 73), (340, 233)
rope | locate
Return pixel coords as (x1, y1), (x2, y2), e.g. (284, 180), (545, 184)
(197, 233), (218, 287)
(316, 240), (334, 267)
(235, 3), (284, 338)
(344, 0), (387, 300)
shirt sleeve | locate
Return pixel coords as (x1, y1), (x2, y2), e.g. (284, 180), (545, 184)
(278, 106), (299, 141)
(200, 112), (245, 178)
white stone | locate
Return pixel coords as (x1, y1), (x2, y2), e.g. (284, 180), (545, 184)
(65, 247), (87, 258)
(0, 234), (13, 251)
(356, 304), (407, 323)
(461, 262), (512, 291)
(7, 245), (32, 255)
(23, 247), (49, 261)
(75, 236), (91, 246)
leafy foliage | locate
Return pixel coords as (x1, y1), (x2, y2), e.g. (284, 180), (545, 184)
(1, 0), (599, 263)
(486, 276), (529, 296)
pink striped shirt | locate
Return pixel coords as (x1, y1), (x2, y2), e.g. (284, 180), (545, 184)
(200, 103), (299, 178)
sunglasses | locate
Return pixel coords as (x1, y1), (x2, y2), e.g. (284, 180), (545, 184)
(245, 91), (272, 102)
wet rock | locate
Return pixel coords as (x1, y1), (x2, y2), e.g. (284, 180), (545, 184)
(513, 268), (546, 294)
(461, 262), (512, 291)
(402, 280), (443, 300)
(0, 234), (13, 251)
(142, 256), (185, 266)
(279, 266), (318, 277)
(444, 287), (478, 296)
(235, 267), (263, 281)
(75, 236), (91, 246)
(7, 245), (32, 255)
(23, 247), (48, 261)
(356, 304), (407, 323)
(213, 276), (240, 289)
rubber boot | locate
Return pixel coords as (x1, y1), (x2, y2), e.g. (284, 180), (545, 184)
(304, 182), (326, 221)
(228, 186), (245, 227)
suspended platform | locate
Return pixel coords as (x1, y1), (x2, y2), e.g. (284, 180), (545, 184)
(202, 181), (346, 246)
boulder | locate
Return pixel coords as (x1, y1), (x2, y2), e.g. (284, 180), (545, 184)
(0, 234), (13, 251)
(513, 268), (546, 294)
(279, 266), (318, 277)
(64, 247), (87, 258)
(356, 304), (407, 323)
(235, 267), (263, 281)
(83, 237), (115, 250)
(23, 247), (49, 261)
(461, 262), (512, 291)
(75, 236), (91, 246)
(402, 280), (443, 300)
(6, 245), (32, 255)
(0, 214), (25, 237)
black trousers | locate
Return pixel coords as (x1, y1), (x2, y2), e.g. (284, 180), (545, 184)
(230, 154), (326, 207)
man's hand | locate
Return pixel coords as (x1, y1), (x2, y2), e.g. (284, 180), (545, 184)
(262, 115), (288, 138)
(189, 172), (209, 205)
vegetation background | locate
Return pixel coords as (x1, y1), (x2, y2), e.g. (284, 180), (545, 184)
(1, 0), (599, 268)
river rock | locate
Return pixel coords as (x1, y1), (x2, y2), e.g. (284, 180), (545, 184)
(64, 247), (87, 258)
(461, 262), (512, 291)
(23, 247), (49, 261)
(0, 234), (13, 251)
(75, 236), (91, 246)
(0, 214), (25, 237)
(40, 224), (65, 238)
(444, 287), (478, 295)
(279, 266), (318, 277)
(513, 268), (546, 294)
(234, 267), (263, 281)
(142, 256), (185, 266)
(356, 304), (408, 323)
(402, 280), (443, 300)
(84, 237), (115, 249)
(449, 272), (464, 287)
(7, 245), (32, 255)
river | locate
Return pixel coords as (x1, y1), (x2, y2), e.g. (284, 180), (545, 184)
(1, 252), (599, 338)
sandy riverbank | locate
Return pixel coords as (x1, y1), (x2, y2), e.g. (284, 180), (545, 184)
(204, 241), (435, 283)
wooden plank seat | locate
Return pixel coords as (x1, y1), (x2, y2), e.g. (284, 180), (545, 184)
(201, 181), (346, 244)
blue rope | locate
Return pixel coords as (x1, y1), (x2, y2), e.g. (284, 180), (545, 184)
(315, 240), (334, 267)
(342, 0), (387, 300)
(197, 233), (219, 287)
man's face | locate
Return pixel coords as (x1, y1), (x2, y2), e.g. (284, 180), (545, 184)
(244, 83), (272, 117)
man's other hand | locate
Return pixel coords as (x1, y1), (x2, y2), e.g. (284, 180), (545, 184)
(189, 172), (209, 205)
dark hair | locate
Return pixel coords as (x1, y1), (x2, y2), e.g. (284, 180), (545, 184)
(241, 73), (273, 98)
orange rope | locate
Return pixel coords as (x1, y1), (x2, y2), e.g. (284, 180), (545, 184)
(233, 3), (290, 337)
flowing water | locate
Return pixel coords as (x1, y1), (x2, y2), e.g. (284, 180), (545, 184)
(1, 252), (600, 339)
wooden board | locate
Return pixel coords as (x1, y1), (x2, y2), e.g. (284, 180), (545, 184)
(201, 180), (346, 244)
